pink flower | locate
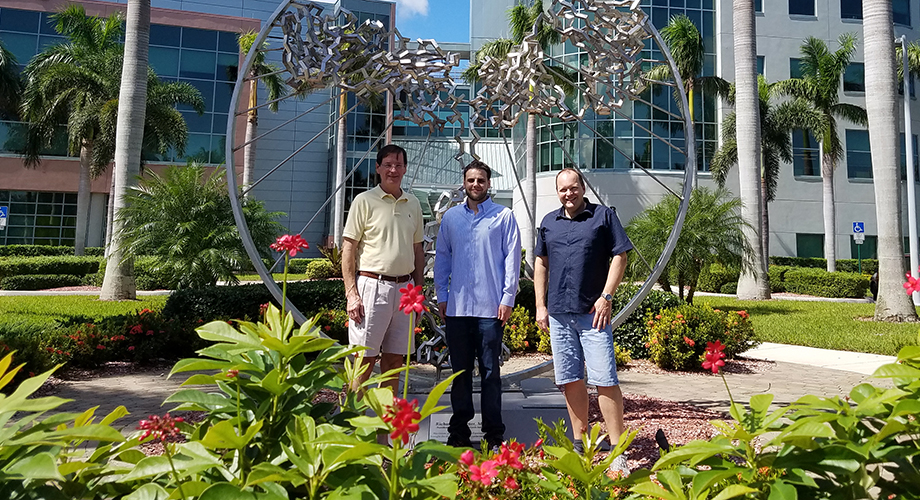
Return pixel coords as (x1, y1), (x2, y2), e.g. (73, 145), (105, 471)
(683, 336), (695, 347)
(398, 283), (426, 315)
(702, 341), (726, 374)
(505, 476), (519, 490)
(469, 460), (500, 485)
(271, 234), (309, 257)
(905, 273), (920, 294)
(459, 449), (475, 466)
(736, 310), (749, 319)
(382, 398), (422, 445)
(96, 344), (105, 350)
(137, 413), (184, 442)
(127, 346), (135, 351)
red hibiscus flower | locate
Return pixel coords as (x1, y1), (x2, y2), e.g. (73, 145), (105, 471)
(469, 460), (500, 486)
(702, 340), (726, 374)
(382, 397), (422, 445)
(905, 272), (920, 295)
(270, 234), (310, 257)
(398, 283), (426, 315)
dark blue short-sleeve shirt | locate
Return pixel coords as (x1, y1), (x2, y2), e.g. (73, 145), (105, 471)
(535, 200), (633, 314)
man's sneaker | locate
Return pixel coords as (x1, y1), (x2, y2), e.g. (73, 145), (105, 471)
(608, 454), (630, 478)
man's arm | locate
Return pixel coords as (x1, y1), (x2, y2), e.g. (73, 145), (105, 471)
(591, 251), (628, 329)
(342, 237), (364, 324)
(534, 255), (550, 332)
(433, 221), (452, 321)
(498, 215), (522, 324)
(412, 242), (424, 289)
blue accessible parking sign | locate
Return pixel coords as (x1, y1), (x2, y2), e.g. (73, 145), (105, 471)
(853, 221), (865, 233)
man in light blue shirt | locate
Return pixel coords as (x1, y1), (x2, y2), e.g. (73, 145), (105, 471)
(434, 160), (521, 449)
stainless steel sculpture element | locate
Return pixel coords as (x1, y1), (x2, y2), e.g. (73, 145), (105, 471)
(226, 0), (695, 376)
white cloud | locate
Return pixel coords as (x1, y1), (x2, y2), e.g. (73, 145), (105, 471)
(396, 0), (429, 17)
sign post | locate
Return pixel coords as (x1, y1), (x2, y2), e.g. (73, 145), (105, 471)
(853, 222), (865, 274)
(0, 206), (7, 230)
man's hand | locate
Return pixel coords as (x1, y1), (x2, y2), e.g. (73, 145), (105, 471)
(438, 302), (447, 322)
(347, 290), (365, 324)
(498, 304), (512, 325)
(536, 305), (549, 333)
(590, 297), (612, 329)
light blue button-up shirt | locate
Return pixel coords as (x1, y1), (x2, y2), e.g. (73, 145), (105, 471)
(434, 196), (522, 318)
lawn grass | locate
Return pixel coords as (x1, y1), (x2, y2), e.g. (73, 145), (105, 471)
(234, 273), (310, 282)
(696, 296), (920, 356)
(0, 295), (168, 326)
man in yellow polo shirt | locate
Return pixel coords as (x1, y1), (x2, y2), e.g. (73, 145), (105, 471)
(342, 144), (425, 396)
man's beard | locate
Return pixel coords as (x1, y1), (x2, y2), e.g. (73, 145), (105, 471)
(467, 190), (489, 202)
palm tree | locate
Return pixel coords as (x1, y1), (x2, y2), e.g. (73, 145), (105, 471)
(20, 4), (203, 256)
(626, 186), (751, 304)
(773, 33), (868, 273)
(731, 0), (769, 300)
(461, 0), (566, 277)
(100, 0), (150, 300)
(0, 40), (21, 118)
(644, 14), (730, 126)
(238, 30), (287, 195)
(115, 163), (283, 288)
(711, 77), (820, 276)
(864, 2), (917, 321)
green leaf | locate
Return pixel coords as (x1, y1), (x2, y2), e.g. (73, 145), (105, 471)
(873, 363), (920, 379)
(3, 452), (64, 480)
(164, 389), (232, 408)
(691, 469), (744, 499)
(545, 450), (592, 484)
(711, 484), (758, 500)
(197, 321), (264, 352)
(326, 483), (378, 500)
(198, 482), (286, 500)
(630, 481), (682, 500)
(420, 371), (461, 419)
(896, 345), (920, 362)
(767, 479), (798, 500)
(890, 398), (920, 417)
(116, 449), (148, 465)
(777, 421), (834, 440)
(100, 405), (130, 427)
(124, 483), (171, 500)
(58, 461), (94, 476)
(168, 481), (211, 499)
(411, 473), (459, 499)
(848, 383), (876, 403)
(200, 420), (263, 450)
(750, 393), (774, 414)
(119, 456), (171, 482)
(169, 358), (230, 377)
(654, 440), (737, 469)
(258, 369), (286, 396)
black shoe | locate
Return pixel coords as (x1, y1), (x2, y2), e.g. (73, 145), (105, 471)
(485, 437), (504, 454)
(447, 435), (473, 448)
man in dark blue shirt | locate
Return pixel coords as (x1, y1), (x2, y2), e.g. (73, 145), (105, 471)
(534, 168), (632, 476)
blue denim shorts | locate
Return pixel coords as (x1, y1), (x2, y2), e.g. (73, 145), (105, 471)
(548, 313), (619, 386)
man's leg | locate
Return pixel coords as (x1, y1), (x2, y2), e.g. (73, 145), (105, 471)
(596, 385), (625, 446)
(478, 318), (505, 448)
(445, 317), (475, 447)
(561, 379), (590, 441)
(379, 352), (404, 397)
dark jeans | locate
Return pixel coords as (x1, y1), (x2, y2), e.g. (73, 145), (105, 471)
(445, 316), (505, 447)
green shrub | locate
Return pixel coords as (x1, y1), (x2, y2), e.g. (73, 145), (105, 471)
(0, 320), (54, 384)
(305, 259), (338, 280)
(836, 258), (879, 275)
(647, 303), (758, 370)
(0, 256), (102, 279)
(769, 256), (880, 275)
(768, 265), (791, 292)
(285, 258), (312, 274)
(92, 256), (182, 290)
(697, 264), (740, 293)
(503, 305), (539, 352)
(0, 274), (84, 290)
(614, 343), (632, 367)
(611, 284), (683, 359)
(516, 279), (536, 316)
(783, 268), (869, 298)
(312, 308), (349, 345)
(720, 281), (738, 294)
(0, 245), (103, 257)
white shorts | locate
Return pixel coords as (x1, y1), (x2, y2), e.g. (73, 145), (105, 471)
(348, 275), (415, 357)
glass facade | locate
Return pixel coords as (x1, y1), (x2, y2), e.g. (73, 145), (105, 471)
(534, 0), (718, 174)
(846, 129), (872, 179)
(792, 129), (820, 176)
(789, 0), (815, 16)
(843, 62), (865, 92)
(0, 191), (78, 245)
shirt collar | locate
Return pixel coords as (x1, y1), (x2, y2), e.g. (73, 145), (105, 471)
(555, 198), (596, 220)
(373, 184), (407, 201)
(464, 195), (495, 213)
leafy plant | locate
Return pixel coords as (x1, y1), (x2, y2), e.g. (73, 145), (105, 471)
(503, 306), (539, 352)
(612, 284), (683, 359)
(646, 304), (757, 370)
(318, 244), (344, 277)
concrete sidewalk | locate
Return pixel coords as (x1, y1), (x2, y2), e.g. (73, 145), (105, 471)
(743, 342), (897, 375)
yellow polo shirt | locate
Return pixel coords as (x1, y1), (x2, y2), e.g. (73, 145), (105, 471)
(343, 185), (424, 276)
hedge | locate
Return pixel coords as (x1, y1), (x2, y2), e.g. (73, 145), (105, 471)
(768, 265), (792, 293)
(0, 245), (104, 257)
(697, 264), (740, 293)
(769, 256), (879, 275)
(92, 256), (181, 291)
(782, 267), (869, 298)
(305, 259), (340, 279)
(0, 256), (102, 280)
(1, 274), (85, 291)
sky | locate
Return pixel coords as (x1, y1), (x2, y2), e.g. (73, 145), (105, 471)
(394, 0), (470, 44)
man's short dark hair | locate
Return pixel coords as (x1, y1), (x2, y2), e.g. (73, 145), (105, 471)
(463, 160), (492, 180)
(555, 168), (586, 189)
(377, 144), (408, 165)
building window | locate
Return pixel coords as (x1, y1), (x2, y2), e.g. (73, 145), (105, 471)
(796, 233), (824, 258)
(790, 58), (803, 78)
(755, 0), (763, 12)
(792, 129), (820, 176)
(841, 0), (862, 19)
(898, 72), (916, 97)
(789, 0), (815, 16)
(757, 55), (765, 76)
(900, 133), (919, 180)
(0, 191), (78, 246)
(843, 63), (865, 92)
(850, 234), (878, 259)
(894, 0), (911, 25)
(846, 129), (873, 179)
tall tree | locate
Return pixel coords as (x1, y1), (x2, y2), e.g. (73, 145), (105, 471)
(461, 0), (565, 277)
(864, 2), (917, 321)
(773, 33), (867, 272)
(238, 31), (287, 196)
(732, 0), (769, 300)
(0, 40), (21, 118)
(711, 76), (820, 270)
(100, 0), (150, 300)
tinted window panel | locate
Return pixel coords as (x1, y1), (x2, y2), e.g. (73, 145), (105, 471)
(841, 0), (862, 19)
(0, 8), (39, 32)
(789, 0), (815, 15)
(149, 47), (179, 77)
(181, 27), (217, 50)
(179, 49), (216, 80)
(151, 24), (181, 46)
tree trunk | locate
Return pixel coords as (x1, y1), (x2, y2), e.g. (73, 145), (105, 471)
(101, 0), (149, 300)
(333, 90), (347, 247)
(521, 113), (537, 277)
(822, 149), (837, 272)
(74, 141), (92, 256)
(733, 0), (770, 300)
(242, 77), (258, 196)
(104, 172), (115, 257)
(865, 1), (917, 321)
(761, 176), (770, 274)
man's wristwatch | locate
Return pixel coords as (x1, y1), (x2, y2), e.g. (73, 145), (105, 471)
(601, 292), (613, 301)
